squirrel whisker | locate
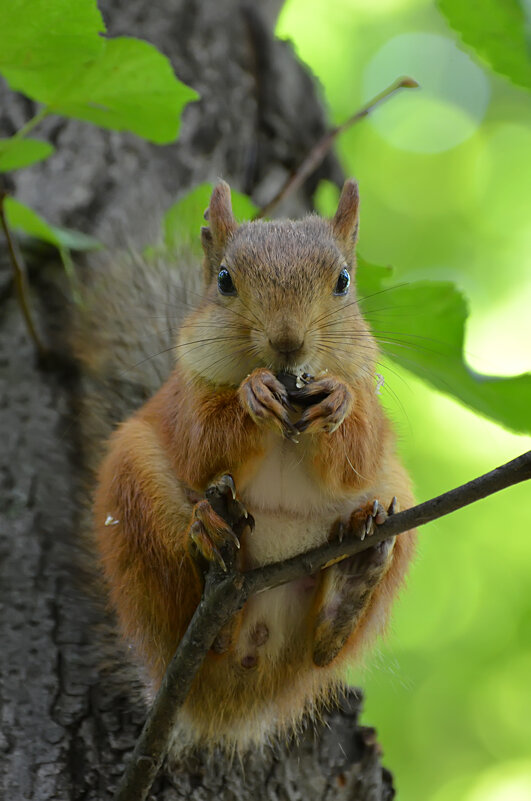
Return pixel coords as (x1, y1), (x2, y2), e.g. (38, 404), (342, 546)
(308, 283), (409, 331)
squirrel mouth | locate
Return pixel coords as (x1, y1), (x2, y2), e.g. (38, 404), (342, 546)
(275, 354), (304, 372)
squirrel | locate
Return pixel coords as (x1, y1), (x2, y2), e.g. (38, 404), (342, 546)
(76, 179), (416, 753)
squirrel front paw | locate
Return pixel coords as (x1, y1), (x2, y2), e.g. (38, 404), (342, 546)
(188, 475), (251, 573)
(291, 376), (353, 435)
(239, 368), (297, 439)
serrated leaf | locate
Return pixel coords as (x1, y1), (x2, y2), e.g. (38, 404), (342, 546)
(438, 0), (531, 90)
(0, 138), (54, 172)
(357, 257), (531, 434)
(163, 184), (258, 253)
(4, 198), (101, 251)
(0, 0), (105, 98)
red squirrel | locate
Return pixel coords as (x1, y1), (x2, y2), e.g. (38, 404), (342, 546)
(91, 179), (416, 751)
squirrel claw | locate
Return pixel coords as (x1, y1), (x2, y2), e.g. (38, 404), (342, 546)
(334, 498), (390, 543)
(217, 474), (237, 500)
(292, 376), (352, 436)
(388, 496), (399, 516)
(363, 499), (387, 537)
(190, 520), (228, 572)
(188, 497), (241, 571)
(206, 473), (237, 502)
(205, 474), (248, 535)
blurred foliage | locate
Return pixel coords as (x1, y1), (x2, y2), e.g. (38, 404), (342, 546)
(162, 184), (258, 254)
(277, 1), (531, 800)
(4, 197), (101, 251)
(0, 137), (54, 171)
(316, 186), (531, 433)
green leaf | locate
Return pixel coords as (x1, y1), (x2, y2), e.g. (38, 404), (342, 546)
(45, 225), (102, 252)
(438, 0), (531, 90)
(0, 0), (105, 99)
(0, 3), (197, 144)
(4, 198), (101, 251)
(0, 138), (54, 172)
(163, 184), (258, 253)
(357, 257), (531, 434)
(48, 37), (198, 144)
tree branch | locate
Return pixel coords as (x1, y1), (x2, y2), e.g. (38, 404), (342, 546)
(254, 76), (419, 219)
(114, 449), (531, 801)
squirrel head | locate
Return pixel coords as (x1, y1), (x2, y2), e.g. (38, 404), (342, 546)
(178, 180), (377, 386)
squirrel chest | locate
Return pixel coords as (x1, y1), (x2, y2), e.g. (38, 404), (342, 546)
(235, 432), (363, 665)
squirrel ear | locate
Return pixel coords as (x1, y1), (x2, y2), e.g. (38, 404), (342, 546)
(332, 179), (360, 255)
(201, 181), (237, 279)
(207, 180), (237, 251)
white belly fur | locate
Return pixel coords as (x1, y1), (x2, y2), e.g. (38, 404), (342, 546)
(237, 433), (368, 663)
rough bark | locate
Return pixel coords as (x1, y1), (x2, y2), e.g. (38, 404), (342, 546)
(0, 1), (394, 799)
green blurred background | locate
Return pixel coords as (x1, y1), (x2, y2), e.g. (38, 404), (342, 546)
(277, 1), (531, 800)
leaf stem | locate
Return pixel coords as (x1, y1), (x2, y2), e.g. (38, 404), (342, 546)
(0, 191), (48, 357)
(11, 106), (50, 141)
(58, 245), (84, 307)
(254, 76), (419, 220)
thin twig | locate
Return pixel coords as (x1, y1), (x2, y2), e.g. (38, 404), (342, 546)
(0, 191), (48, 357)
(114, 450), (531, 801)
(254, 76), (419, 220)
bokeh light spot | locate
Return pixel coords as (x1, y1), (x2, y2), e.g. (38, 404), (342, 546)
(465, 762), (531, 801)
(466, 282), (531, 377)
(363, 33), (491, 153)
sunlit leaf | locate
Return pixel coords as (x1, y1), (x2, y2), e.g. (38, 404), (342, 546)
(4, 198), (101, 251)
(0, 2), (197, 144)
(0, 138), (54, 172)
(438, 0), (531, 90)
(357, 257), (531, 434)
(0, 0), (105, 98)
(49, 38), (198, 144)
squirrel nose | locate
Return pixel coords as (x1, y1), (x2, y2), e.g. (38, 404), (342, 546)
(269, 335), (304, 356)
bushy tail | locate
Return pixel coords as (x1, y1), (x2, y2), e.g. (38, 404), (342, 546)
(71, 248), (202, 475)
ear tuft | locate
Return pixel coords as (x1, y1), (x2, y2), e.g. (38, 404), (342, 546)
(332, 179), (360, 252)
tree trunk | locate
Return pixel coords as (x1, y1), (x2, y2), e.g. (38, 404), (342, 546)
(0, 1), (395, 798)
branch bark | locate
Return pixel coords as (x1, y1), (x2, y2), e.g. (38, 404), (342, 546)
(115, 450), (531, 801)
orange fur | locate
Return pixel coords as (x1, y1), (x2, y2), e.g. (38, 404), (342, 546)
(91, 179), (417, 751)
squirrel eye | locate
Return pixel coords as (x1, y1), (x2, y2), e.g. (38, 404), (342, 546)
(218, 267), (237, 296)
(334, 267), (350, 296)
